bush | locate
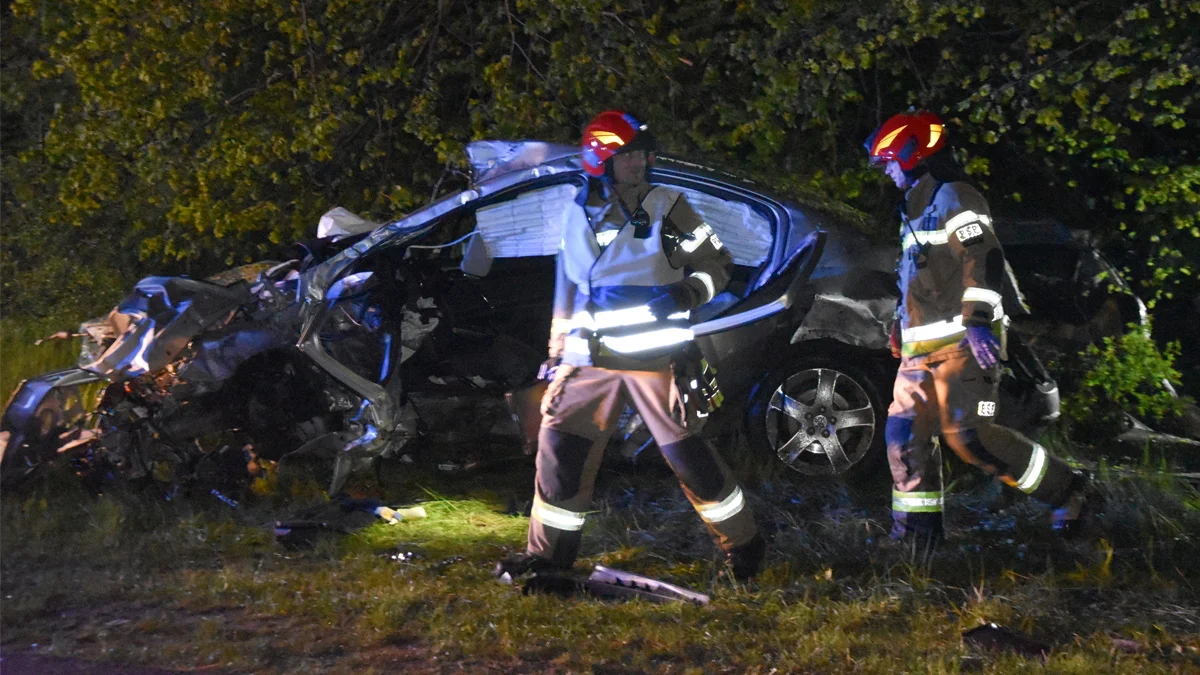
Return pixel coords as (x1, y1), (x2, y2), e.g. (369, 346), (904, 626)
(1062, 320), (1191, 441)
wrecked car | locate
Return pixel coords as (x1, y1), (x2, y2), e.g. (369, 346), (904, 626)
(288, 141), (1065, 486)
(2, 140), (1078, 494)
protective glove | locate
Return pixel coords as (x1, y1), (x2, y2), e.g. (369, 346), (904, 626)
(537, 356), (561, 382)
(964, 325), (1001, 371)
(646, 284), (693, 319)
(888, 320), (902, 359)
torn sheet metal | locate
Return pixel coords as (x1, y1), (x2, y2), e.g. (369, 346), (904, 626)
(467, 141), (579, 185)
(791, 292), (896, 351)
(177, 325), (293, 382)
(318, 207), (380, 240)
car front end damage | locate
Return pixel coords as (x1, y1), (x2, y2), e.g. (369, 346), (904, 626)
(0, 262), (324, 489)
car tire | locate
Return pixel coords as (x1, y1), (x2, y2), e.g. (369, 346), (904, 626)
(745, 350), (888, 482)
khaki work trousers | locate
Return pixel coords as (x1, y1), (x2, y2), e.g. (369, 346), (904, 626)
(886, 351), (1074, 537)
(527, 365), (757, 565)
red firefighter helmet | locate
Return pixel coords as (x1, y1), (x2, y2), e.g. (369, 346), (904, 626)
(864, 110), (946, 171)
(581, 110), (657, 177)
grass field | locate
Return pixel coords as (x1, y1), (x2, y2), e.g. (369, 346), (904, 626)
(2, 447), (1199, 674)
(0, 318), (84, 401)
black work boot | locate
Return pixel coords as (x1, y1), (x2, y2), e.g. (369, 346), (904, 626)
(725, 533), (767, 581)
(1052, 472), (1097, 539)
(493, 552), (561, 583)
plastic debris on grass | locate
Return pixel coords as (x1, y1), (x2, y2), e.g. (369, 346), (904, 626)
(522, 565), (710, 605)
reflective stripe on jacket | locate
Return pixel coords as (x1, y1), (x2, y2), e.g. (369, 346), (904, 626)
(896, 180), (1006, 359)
(550, 181), (732, 367)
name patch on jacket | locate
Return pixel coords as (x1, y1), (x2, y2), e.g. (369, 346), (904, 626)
(955, 223), (985, 245)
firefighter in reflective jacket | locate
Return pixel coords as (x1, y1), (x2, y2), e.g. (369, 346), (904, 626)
(496, 111), (765, 580)
(865, 110), (1091, 545)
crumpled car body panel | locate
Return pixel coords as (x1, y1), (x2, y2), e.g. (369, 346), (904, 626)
(0, 266), (310, 485)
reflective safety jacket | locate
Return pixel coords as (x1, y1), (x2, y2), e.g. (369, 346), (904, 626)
(896, 179), (1013, 360)
(550, 180), (733, 369)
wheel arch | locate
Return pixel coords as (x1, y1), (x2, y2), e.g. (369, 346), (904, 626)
(743, 339), (895, 407)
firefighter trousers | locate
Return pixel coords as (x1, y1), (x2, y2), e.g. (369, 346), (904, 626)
(885, 351), (1075, 538)
(527, 364), (757, 566)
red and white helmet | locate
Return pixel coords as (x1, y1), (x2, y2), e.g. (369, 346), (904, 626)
(581, 110), (657, 177)
(864, 110), (946, 171)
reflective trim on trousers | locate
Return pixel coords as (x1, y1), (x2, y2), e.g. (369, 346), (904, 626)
(696, 486), (746, 524)
(531, 494), (587, 532)
(892, 490), (944, 513)
(1014, 443), (1048, 494)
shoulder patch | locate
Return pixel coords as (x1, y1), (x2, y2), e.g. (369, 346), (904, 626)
(955, 222), (985, 244)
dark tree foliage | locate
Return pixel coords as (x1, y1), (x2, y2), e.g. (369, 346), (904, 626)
(2, 0), (1196, 320)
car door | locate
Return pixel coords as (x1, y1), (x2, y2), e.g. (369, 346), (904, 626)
(297, 175), (584, 431)
(650, 167), (826, 399)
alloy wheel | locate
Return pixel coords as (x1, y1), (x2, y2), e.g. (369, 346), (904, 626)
(765, 367), (877, 476)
